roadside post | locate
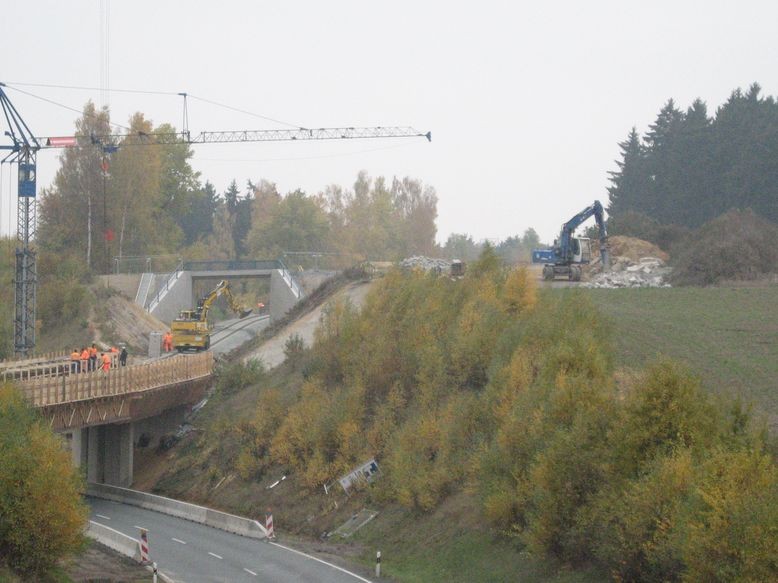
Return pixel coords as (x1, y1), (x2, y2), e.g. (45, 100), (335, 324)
(265, 508), (275, 539)
(139, 528), (150, 563)
(152, 561), (158, 583)
(376, 550), (381, 577)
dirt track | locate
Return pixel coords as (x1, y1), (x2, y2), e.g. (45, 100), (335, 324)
(243, 280), (374, 368)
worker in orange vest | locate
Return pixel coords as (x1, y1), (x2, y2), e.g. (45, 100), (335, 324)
(89, 343), (98, 371)
(101, 352), (111, 372)
(163, 331), (173, 352)
(80, 347), (90, 372)
(70, 348), (81, 373)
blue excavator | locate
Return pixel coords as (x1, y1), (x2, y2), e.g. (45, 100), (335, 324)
(531, 200), (610, 281)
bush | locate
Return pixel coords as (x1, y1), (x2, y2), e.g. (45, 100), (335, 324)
(682, 449), (778, 583)
(670, 209), (778, 286)
(0, 384), (87, 576)
(608, 210), (690, 252)
(214, 359), (265, 396)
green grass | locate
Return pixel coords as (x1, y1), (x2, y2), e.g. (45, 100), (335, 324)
(583, 286), (778, 425)
(349, 495), (603, 583)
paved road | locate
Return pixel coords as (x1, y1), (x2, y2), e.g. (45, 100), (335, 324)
(88, 498), (371, 583)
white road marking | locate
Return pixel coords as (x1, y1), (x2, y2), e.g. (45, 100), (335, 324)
(208, 552), (223, 560)
(269, 541), (373, 583)
(95, 514), (111, 520)
(134, 525), (149, 531)
(172, 537), (187, 545)
(243, 568), (257, 576)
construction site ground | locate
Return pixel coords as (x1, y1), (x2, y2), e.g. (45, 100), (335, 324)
(242, 280), (375, 368)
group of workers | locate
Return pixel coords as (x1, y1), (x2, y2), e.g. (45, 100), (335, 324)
(69, 343), (128, 373)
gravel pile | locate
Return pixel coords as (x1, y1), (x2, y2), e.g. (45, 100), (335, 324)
(584, 256), (672, 288)
(400, 256), (452, 272)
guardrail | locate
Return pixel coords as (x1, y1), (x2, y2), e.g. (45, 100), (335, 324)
(87, 483), (268, 539)
(0, 350), (68, 369)
(147, 259), (185, 313)
(16, 352), (213, 408)
(86, 520), (141, 561)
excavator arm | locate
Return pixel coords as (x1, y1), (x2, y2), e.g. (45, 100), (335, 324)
(197, 280), (252, 322)
(557, 200), (609, 267)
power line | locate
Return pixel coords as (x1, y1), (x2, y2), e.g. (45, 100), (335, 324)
(5, 82), (306, 132)
(3, 81), (178, 96)
(187, 94), (303, 129)
(3, 85), (131, 132)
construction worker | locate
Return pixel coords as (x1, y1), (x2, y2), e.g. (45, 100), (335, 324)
(163, 331), (173, 352)
(89, 343), (98, 371)
(101, 352), (111, 372)
(119, 345), (128, 367)
(80, 347), (90, 373)
(70, 348), (81, 373)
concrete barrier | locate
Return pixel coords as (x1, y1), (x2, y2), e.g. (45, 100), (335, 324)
(87, 482), (268, 539)
(86, 520), (141, 562)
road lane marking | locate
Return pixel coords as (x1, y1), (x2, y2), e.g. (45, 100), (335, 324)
(95, 514), (111, 520)
(133, 525), (149, 531)
(208, 552), (223, 560)
(243, 568), (257, 576)
(269, 541), (373, 583)
(172, 537), (187, 545)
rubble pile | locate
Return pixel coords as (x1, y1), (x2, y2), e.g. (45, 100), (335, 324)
(584, 256), (672, 288)
(606, 236), (670, 263)
(400, 256), (452, 272)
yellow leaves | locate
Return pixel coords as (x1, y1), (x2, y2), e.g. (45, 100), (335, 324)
(502, 266), (537, 315)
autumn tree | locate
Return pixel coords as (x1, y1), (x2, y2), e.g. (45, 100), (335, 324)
(0, 385), (87, 576)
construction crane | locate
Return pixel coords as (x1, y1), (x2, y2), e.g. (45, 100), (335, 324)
(0, 83), (430, 356)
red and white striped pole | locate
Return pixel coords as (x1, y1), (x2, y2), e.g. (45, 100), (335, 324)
(139, 528), (150, 563)
(265, 508), (275, 539)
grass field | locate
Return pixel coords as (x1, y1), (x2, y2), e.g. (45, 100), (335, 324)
(583, 286), (778, 427)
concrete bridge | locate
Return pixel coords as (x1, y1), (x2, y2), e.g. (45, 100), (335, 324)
(12, 352), (213, 487)
(132, 259), (304, 324)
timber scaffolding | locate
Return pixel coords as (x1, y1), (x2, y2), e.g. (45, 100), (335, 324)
(13, 352), (213, 408)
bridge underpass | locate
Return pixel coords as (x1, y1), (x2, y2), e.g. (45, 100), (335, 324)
(136, 259), (304, 325)
(13, 352), (213, 487)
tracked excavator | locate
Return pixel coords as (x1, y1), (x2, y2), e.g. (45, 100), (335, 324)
(171, 280), (252, 351)
(531, 200), (610, 281)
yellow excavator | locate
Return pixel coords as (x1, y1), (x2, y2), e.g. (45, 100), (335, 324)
(171, 280), (252, 351)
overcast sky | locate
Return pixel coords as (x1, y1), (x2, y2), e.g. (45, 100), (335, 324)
(2, 1), (777, 243)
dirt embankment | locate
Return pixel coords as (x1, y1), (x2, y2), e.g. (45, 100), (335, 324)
(243, 280), (375, 368)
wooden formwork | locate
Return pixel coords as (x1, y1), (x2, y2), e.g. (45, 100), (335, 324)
(15, 352), (214, 408)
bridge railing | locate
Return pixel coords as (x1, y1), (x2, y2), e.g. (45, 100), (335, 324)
(183, 259), (282, 271)
(147, 259), (185, 313)
(16, 352), (214, 408)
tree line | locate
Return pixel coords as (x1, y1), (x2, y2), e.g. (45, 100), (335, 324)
(37, 102), (439, 275)
(608, 82), (778, 229)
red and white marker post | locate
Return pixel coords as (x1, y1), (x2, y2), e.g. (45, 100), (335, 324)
(139, 528), (150, 563)
(265, 508), (275, 539)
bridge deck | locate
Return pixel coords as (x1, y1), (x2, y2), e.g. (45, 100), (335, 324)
(16, 352), (213, 408)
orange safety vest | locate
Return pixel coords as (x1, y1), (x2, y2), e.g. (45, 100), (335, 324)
(101, 354), (111, 371)
(89, 346), (98, 358)
(70, 351), (80, 361)
(80, 349), (90, 361)
(110, 346), (119, 353)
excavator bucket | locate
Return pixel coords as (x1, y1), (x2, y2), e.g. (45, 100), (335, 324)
(239, 309), (253, 319)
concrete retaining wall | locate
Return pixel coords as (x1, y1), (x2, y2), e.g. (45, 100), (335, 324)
(87, 483), (268, 539)
(270, 270), (301, 322)
(86, 520), (141, 561)
(149, 271), (193, 324)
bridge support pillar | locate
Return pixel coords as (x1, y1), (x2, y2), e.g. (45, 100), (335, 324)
(103, 423), (134, 487)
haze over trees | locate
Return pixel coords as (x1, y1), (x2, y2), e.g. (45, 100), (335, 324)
(608, 83), (778, 228)
(37, 102), (440, 272)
